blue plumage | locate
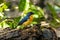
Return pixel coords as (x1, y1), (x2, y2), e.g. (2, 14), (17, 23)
(17, 12), (34, 25)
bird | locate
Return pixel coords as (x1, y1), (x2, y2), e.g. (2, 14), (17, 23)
(15, 12), (34, 28)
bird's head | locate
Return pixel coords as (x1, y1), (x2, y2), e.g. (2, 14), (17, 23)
(27, 12), (34, 16)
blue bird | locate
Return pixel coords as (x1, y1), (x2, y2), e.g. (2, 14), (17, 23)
(15, 12), (34, 28)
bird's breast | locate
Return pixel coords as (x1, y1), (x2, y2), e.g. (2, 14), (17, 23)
(22, 15), (33, 26)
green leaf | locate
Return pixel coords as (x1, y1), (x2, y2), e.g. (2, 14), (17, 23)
(0, 20), (9, 28)
(19, 0), (27, 11)
(0, 12), (4, 18)
(47, 3), (60, 23)
(47, 3), (60, 28)
(0, 3), (7, 12)
(47, 3), (57, 18)
(0, 0), (4, 4)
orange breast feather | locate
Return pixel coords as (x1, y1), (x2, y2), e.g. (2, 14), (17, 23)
(23, 15), (33, 26)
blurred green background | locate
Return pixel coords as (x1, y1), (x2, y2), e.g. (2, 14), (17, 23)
(0, 0), (60, 29)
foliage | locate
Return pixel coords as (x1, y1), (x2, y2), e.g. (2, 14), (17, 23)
(0, 3), (9, 28)
(17, 0), (45, 29)
(19, 0), (30, 12)
(22, 0), (45, 24)
(0, 0), (4, 4)
(47, 3), (60, 28)
(0, 0), (60, 29)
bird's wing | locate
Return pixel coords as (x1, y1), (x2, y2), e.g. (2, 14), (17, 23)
(18, 16), (29, 25)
